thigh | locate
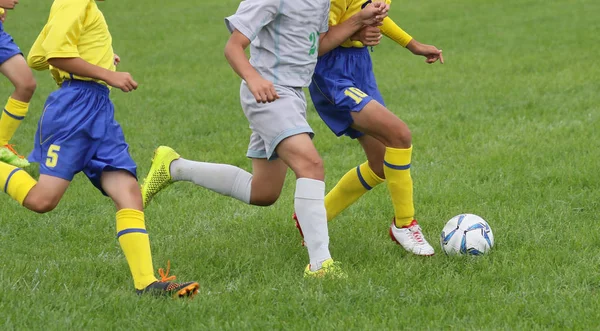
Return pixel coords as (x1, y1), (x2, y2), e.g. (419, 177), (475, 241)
(0, 54), (33, 87)
(23, 174), (71, 212)
(350, 100), (409, 144)
(275, 133), (323, 180)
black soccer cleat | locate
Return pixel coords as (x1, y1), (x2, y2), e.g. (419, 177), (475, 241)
(136, 261), (199, 298)
(137, 280), (199, 298)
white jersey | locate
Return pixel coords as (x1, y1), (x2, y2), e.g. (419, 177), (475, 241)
(225, 0), (330, 88)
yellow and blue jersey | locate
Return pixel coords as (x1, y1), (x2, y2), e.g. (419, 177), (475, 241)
(330, 0), (413, 48)
(26, 0), (137, 194)
(27, 0), (115, 86)
(309, 0), (414, 139)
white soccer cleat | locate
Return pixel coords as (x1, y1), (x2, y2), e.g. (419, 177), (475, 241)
(389, 219), (435, 256)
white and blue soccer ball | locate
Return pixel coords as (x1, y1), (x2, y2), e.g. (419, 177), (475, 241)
(440, 214), (494, 256)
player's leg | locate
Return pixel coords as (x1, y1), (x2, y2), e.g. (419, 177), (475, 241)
(0, 54), (36, 167)
(141, 145), (288, 207)
(350, 100), (434, 255)
(93, 101), (199, 297)
(275, 133), (342, 277)
(323, 135), (386, 221)
(0, 161), (69, 213)
(307, 49), (389, 222)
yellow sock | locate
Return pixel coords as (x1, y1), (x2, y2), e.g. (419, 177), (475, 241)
(0, 161), (36, 205)
(383, 146), (415, 228)
(325, 161), (384, 221)
(0, 97), (29, 145)
(116, 209), (157, 290)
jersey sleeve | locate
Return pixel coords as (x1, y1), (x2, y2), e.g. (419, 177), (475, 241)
(319, 1), (331, 33)
(27, 31), (50, 71)
(329, 0), (346, 26)
(41, 0), (88, 59)
(224, 0), (280, 41)
(380, 17), (413, 47)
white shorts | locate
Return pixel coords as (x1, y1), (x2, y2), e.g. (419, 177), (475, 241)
(240, 81), (314, 160)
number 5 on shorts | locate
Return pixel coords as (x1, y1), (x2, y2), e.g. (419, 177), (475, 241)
(344, 87), (368, 104)
(46, 145), (60, 168)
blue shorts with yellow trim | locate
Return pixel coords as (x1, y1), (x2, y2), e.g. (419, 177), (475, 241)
(28, 80), (137, 195)
(0, 23), (22, 65)
(309, 46), (384, 139)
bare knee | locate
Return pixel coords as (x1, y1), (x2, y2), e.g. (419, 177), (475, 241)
(250, 193), (280, 207)
(382, 124), (412, 149)
(15, 78), (36, 100)
(25, 194), (59, 214)
(292, 156), (324, 180)
(112, 181), (143, 210)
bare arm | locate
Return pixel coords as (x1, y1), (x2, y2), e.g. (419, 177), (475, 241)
(47, 57), (138, 92)
(405, 39), (444, 64)
(318, 15), (365, 56)
(318, 1), (389, 56)
(0, 0), (18, 10)
(224, 30), (278, 103)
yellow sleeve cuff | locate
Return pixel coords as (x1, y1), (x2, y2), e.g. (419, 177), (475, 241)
(45, 51), (81, 59)
(380, 17), (413, 47)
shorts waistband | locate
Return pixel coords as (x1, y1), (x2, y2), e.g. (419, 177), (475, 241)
(61, 79), (110, 95)
(331, 46), (369, 55)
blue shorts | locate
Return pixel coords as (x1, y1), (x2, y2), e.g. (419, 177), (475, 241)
(28, 80), (137, 195)
(0, 23), (22, 65)
(308, 46), (385, 139)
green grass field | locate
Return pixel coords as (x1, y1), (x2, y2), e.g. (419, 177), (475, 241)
(1, 0), (599, 329)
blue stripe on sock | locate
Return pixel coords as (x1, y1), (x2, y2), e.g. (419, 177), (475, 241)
(384, 160), (411, 170)
(3, 109), (25, 120)
(116, 228), (148, 238)
(356, 166), (372, 190)
(4, 168), (21, 193)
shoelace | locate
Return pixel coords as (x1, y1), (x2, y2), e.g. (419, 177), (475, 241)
(158, 260), (177, 282)
(3, 144), (25, 159)
(409, 225), (425, 243)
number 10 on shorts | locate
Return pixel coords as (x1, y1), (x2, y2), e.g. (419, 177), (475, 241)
(344, 87), (368, 104)
(46, 144), (60, 168)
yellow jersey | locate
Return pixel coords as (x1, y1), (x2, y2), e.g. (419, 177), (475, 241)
(330, 0), (413, 48)
(27, 0), (115, 86)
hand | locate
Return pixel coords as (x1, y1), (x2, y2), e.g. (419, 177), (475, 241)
(358, 1), (389, 27)
(113, 54), (121, 66)
(105, 71), (138, 92)
(246, 75), (279, 103)
(0, 0), (19, 9)
(407, 40), (444, 64)
(0, 10), (6, 23)
(351, 26), (382, 46)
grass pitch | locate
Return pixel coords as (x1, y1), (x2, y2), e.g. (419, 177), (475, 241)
(1, 0), (599, 329)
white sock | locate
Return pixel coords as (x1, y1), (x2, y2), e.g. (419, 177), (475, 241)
(170, 158), (252, 204)
(294, 178), (331, 271)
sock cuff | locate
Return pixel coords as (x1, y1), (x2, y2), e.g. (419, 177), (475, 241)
(116, 209), (146, 235)
(384, 146), (412, 169)
(359, 162), (385, 186)
(5, 168), (36, 205)
(6, 97), (29, 115)
(295, 178), (325, 200)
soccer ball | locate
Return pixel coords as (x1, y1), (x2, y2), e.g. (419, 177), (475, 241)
(440, 214), (494, 256)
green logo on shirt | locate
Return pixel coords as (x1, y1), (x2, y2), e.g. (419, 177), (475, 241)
(309, 32), (317, 56)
